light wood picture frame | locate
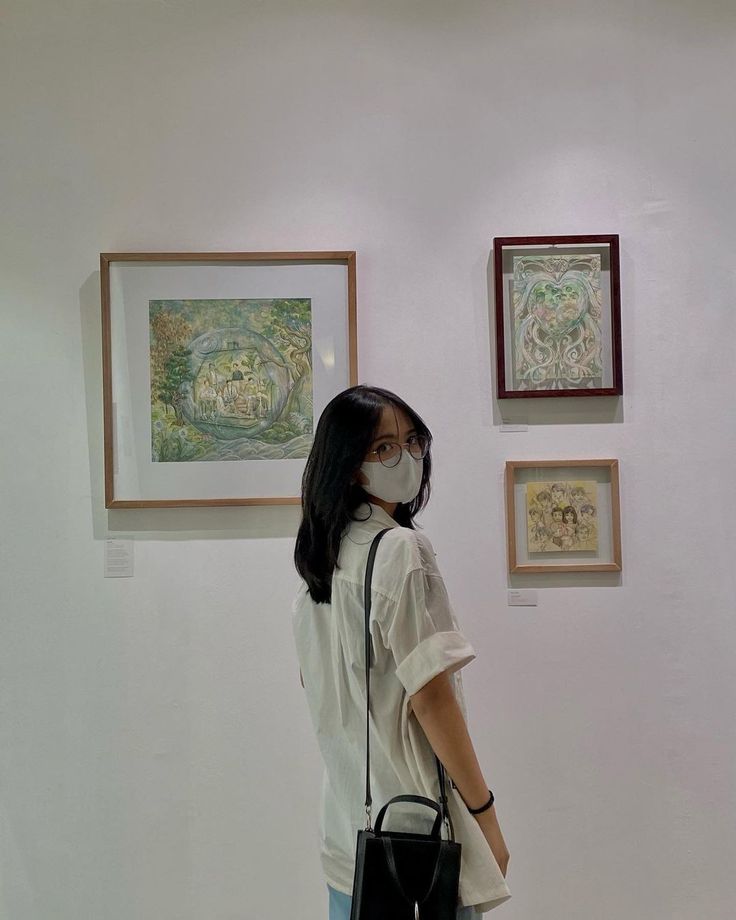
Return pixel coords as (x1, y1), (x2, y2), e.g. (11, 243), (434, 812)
(505, 459), (622, 573)
(101, 251), (357, 508)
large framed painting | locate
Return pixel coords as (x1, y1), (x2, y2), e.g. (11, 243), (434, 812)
(494, 234), (622, 398)
(505, 459), (622, 573)
(101, 251), (357, 508)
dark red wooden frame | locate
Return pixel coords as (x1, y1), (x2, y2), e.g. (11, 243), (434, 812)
(493, 234), (623, 399)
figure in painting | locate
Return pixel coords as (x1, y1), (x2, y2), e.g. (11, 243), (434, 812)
(578, 503), (598, 547)
(569, 485), (588, 512)
(549, 507), (566, 548)
(526, 480), (599, 553)
(561, 506), (578, 550)
(550, 482), (567, 509)
(197, 379), (218, 420)
(536, 490), (553, 522)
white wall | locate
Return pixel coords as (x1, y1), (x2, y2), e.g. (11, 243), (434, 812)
(2, 1), (735, 918)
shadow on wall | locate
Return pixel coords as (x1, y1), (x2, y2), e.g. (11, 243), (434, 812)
(78, 272), (302, 542)
(509, 570), (622, 589)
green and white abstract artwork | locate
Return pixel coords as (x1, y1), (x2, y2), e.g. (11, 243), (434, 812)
(512, 254), (603, 390)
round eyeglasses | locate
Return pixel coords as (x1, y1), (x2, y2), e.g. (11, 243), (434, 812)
(365, 434), (429, 468)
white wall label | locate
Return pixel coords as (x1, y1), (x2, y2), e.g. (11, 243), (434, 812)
(104, 539), (134, 577)
(508, 589), (537, 606)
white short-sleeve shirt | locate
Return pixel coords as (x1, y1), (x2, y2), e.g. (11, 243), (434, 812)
(291, 502), (511, 912)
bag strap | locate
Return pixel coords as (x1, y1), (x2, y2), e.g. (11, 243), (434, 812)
(374, 795), (443, 837)
(382, 835), (449, 910)
(436, 756), (455, 841)
(363, 528), (392, 828)
(363, 528), (454, 840)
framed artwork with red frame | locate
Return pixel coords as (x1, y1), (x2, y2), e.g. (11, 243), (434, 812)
(494, 234), (622, 398)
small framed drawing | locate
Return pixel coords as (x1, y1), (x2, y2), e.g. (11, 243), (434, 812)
(493, 234), (622, 398)
(505, 459), (622, 573)
(101, 251), (357, 508)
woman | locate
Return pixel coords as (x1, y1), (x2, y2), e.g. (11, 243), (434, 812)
(292, 385), (511, 918)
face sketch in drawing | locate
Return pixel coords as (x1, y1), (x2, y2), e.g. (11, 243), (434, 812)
(526, 480), (598, 552)
(512, 253), (603, 390)
(149, 299), (313, 462)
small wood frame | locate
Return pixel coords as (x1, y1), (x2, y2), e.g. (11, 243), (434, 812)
(505, 459), (622, 573)
(494, 234), (623, 398)
(101, 251), (357, 508)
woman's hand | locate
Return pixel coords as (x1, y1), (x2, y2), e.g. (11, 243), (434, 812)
(409, 673), (510, 878)
(474, 805), (510, 877)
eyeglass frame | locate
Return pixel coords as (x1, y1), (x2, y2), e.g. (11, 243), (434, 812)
(364, 434), (430, 468)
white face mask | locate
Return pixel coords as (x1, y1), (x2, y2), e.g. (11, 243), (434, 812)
(359, 448), (423, 504)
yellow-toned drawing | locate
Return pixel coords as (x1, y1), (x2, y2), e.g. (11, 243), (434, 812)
(526, 480), (598, 552)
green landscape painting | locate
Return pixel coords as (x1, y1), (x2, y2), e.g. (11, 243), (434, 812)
(149, 299), (313, 462)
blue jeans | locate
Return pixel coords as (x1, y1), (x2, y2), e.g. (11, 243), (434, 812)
(328, 885), (480, 919)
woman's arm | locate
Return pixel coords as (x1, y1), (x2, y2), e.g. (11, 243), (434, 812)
(410, 670), (510, 877)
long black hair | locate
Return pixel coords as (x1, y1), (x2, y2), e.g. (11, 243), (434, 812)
(294, 385), (433, 603)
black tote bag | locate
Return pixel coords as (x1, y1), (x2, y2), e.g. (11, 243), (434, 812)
(349, 528), (462, 920)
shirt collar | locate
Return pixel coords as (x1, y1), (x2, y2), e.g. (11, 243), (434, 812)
(351, 501), (399, 532)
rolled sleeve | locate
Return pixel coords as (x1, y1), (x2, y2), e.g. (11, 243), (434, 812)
(395, 630), (476, 697)
(376, 544), (476, 697)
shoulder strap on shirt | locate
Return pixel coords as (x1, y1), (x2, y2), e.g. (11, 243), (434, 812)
(362, 527), (453, 839)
